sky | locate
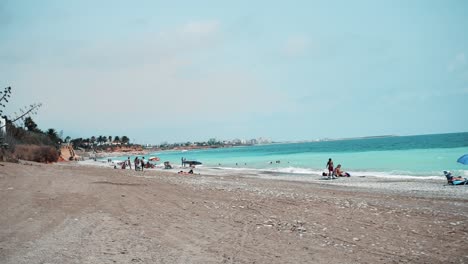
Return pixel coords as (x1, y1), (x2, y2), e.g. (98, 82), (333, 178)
(1, 0), (467, 144)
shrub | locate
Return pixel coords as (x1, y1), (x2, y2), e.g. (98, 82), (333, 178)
(0, 148), (17, 162)
(13, 144), (59, 163)
(8, 128), (55, 146)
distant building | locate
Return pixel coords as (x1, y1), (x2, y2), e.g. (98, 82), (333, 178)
(249, 139), (258, 145)
(0, 117), (5, 135)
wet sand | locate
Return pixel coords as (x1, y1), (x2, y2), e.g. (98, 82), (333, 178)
(1, 161), (467, 263)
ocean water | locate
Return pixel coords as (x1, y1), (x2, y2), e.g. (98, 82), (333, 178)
(110, 132), (468, 179)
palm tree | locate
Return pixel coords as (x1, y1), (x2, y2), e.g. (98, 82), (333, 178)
(114, 136), (120, 144)
(108, 136), (112, 144)
(83, 138), (90, 148)
(121, 136), (129, 144)
(97, 135), (105, 145)
(46, 128), (61, 145)
(90, 136), (96, 145)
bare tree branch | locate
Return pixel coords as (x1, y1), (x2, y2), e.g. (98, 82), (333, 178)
(0, 86), (42, 130)
(4, 103), (42, 126)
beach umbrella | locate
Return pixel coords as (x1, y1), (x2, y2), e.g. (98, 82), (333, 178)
(149, 157), (160, 161)
(186, 161), (202, 165)
(457, 154), (468, 165)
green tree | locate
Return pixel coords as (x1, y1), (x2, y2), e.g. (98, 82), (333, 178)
(97, 135), (104, 145)
(46, 128), (61, 145)
(114, 136), (120, 144)
(108, 136), (112, 143)
(83, 138), (90, 148)
(24, 117), (39, 132)
(121, 136), (129, 144)
(71, 137), (83, 147)
(208, 138), (218, 145)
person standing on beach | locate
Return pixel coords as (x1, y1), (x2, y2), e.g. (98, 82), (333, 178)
(127, 157), (132, 170)
(141, 157), (145, 171)
(326, 158), (334, 177)
(134, 157), (139, 171)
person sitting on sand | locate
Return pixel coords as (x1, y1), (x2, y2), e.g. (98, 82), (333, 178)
(444, 171), (466, 183)
(334, 164), (351, 177)
(178, 169), (194, 175)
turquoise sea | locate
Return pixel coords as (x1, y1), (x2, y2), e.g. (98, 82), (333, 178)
(110, 132), (468, 178)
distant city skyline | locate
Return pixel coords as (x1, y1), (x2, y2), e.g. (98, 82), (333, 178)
(1, 1), (467, 144)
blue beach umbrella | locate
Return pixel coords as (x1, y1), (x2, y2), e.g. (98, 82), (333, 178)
(457, 154), (468, 165)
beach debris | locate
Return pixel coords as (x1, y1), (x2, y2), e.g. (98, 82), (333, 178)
(262, 219), (275, 227)
(290, 221), (307, 234)
(256, 219), (307, 234)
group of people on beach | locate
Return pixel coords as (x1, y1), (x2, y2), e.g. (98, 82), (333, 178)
(133, 156), (155, 170)
(133, 156), (145, 171)
(113, 156), (351, 178)
(326, 158), (350, 179)
(114, 156), (156, 170)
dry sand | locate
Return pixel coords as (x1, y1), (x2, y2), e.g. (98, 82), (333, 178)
(1, 161), (467, 263)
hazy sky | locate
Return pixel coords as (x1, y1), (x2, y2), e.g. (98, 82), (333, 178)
(1, 0), (467, 144)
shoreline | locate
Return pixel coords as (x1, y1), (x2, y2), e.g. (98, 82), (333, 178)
(73, 159), (468, 200)
(87, 156), (460, 180)
(90, 146), (468, 180)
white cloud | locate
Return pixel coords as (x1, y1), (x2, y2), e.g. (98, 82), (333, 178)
(283, 35), (311, 57)
(155, 20), (220, 47)
(181, 20), (220, 37)
(2, 19), (287, 140)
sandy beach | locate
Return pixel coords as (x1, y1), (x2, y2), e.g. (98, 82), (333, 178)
(1, 161), (467, 264)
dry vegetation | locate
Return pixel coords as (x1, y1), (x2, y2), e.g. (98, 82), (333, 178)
(13, 144), (59, 163)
